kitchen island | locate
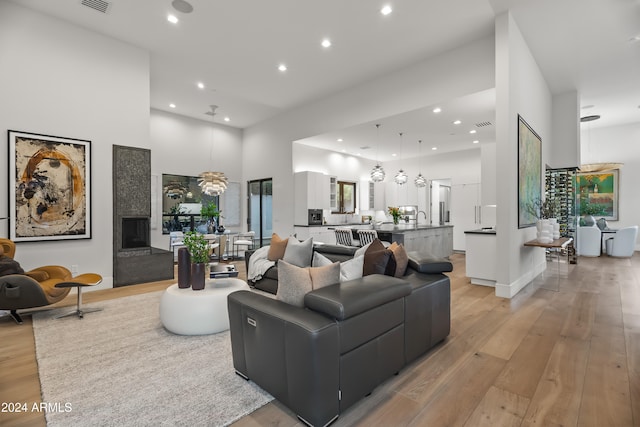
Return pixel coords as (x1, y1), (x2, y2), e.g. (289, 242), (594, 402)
(294, 223), (453, 259)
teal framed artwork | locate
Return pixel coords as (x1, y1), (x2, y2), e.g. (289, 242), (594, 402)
(517, 115), (542, 228)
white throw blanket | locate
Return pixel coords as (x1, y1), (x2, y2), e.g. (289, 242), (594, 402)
(247, 245), (275, 282)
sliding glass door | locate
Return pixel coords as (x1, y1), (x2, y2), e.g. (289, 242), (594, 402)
(248, 178), (272, 247)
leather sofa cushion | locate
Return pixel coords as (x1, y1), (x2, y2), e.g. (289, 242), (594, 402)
(407, 251), (453, 273)
(304, 275), (411, 321)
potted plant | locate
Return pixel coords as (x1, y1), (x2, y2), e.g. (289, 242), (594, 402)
(200, 202), (220, 233)
(579, 202), (606, 226)
(183, 231), (209, 290)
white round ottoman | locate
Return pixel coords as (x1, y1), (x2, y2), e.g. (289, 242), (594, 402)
(159, 278), (250, 335)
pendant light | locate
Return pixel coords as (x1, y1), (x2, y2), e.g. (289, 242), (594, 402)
(198, 105), (228, 196)
(370, 124), (386, 182)
(414, 139), (427, 187)
(394, 132), (408, 185)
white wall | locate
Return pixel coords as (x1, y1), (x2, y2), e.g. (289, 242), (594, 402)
(149, 109), (243, 249)
(551, 91), (580, 168)
(244, 36), (496, 238)
(495, 12), (553, 298)
(581, 122), (640, 249)
(0, 2), (150, 289)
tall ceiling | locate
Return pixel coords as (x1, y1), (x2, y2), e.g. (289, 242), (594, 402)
(10, 0), (640, 161)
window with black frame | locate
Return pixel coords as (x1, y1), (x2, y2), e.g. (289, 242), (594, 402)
(334, 181), (356, 214)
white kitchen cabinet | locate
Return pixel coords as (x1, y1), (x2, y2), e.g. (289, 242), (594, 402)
(329, 176), (337, 211)
(465, 230), (496, 286)
(294, 226), (335, 245)
(294, 171), (330, 224)
(450, 182), (481, 251)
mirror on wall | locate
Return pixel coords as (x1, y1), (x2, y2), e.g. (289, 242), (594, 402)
(162, 174), (217, 214)
(430, 179), (451, 225)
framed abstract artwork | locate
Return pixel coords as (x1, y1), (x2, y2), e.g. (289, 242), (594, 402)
(517, 115), (542, 228)
(576, 170), (619, 220)
(8, 130), (92, 242)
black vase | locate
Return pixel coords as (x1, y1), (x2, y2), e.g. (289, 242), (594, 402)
(191, 263), (206, 290)
(177, 247), (191, 288)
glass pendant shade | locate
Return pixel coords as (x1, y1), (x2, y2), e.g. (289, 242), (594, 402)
(394, 169), (408, 185)
(414, 173), (427, 188)
(371, 164), (386, 182)
(198, 171), (228, 196)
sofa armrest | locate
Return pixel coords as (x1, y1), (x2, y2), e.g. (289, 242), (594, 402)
(304, 275), (411, 321)
(244, 249), (257, 274)
(407, 251), (453, 273)
(228, 290), (340, 427)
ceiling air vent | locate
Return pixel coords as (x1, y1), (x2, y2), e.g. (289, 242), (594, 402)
(359, 146), (371, 150)
(475, 121), (492, 128)
(81, 0), (111, 14)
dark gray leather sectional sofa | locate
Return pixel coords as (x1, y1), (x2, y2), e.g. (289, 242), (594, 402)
(231, 244), (452, 426)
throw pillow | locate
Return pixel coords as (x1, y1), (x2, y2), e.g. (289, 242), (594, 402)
(363, 249), (392, 276)
(276, 260), (312, 307)
(283, 237), (314, 267)
(340, 255), (364, 281)
(312, 251), (331, 267)
(362, 239), (396, 276)
(389, 242), (409, 277)
(313, 251), (364, 282)
(276, 260), (341, 307)
(267, 233), (288, 261)
(308, 262), (340, 290)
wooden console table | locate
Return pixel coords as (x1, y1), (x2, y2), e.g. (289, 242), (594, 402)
(524, 237), (576, 264)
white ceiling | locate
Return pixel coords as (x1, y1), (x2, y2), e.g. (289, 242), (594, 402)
(11, 0), (640, 160)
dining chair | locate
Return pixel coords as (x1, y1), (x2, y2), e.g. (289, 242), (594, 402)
(232, 231), (255, 260)
(605, 225), (638, 257)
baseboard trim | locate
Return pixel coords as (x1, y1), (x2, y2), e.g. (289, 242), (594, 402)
(494, 259), (546, 298)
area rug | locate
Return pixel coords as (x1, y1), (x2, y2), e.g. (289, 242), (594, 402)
(32, 291), (273, 426)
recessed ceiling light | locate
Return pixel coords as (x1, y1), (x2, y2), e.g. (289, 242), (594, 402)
(469, 129), (477, 134)
(321, 39), (332, 48)
(433, 107), (442, 114)
(341, 149), (347, 152)
(432, 147), (438, 151)
(224, 117), (230, 122)
(473, 140), (479, 144)
(197, 82), (205, 89)
(453, 120), (462, 125)
(167, 14), (179, 24)
(337, 138), (343, 142)
(278, 64), (287, 72)
(169, 103), (176, 108)
(380, 5), (392, 15)
(392, 153), (397, 157)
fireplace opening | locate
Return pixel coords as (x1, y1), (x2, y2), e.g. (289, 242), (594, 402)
(122, 217), (150, 249)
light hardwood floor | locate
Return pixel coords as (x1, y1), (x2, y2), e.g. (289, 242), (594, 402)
(1, 254), (639, 427)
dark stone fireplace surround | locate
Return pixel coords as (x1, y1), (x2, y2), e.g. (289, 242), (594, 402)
(113, 145), (173, 286)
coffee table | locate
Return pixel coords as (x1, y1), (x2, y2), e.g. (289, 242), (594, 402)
(159, 278), (249, 335)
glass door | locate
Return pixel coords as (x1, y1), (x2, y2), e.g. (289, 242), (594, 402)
(248, 178), (272, 247)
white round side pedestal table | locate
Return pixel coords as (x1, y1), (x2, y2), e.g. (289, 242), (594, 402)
(159, 278), (249, 335)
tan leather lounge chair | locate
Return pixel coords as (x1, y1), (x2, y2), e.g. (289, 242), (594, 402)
(0, 238), (73, 324)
